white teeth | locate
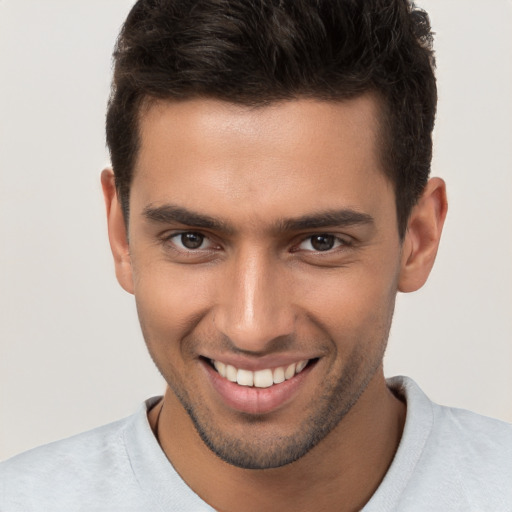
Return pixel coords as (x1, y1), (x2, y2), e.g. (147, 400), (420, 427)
(226, 364), (237, 382)
(237, 369), (254, 387)
(253, 369), (274, 388)
(273, 366), (285, 384)
(213, 360), (226, 378)
(211, 359), (311, 387)
(284, 363), (296, 380)
(295, 360), (308, 373)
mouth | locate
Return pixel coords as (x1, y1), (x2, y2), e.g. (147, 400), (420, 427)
(207, 358), (316, 388)
(201, 356), (319, 415)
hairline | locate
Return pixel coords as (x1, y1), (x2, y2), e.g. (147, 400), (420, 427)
(117, 89), (406, 238)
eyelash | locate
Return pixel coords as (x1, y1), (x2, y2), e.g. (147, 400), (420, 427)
(165, 232), (217, 252)
(293, 234), (353, 253)
(161, 231), (353, 254)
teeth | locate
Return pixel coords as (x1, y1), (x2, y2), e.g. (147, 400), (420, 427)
(284, 363), (296, 380)
(237, 369), (254, 386)
(253, 369), (273, 388)
(226, 364), (237, 382)
(212, 359), (309, 387)
(213, 360), (226, 378)
(295, 360), (307, 373)
(273, 366), (285, 384)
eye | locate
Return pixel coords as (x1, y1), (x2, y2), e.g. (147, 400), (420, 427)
(297, 234), (348, 252)
(169, 232), (213, 251)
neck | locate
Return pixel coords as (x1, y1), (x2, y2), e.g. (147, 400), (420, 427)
(149, 369), (405, 512)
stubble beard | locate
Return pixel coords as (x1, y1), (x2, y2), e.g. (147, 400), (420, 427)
(156, 337), (388, 470)
(140, 290), (396, 470)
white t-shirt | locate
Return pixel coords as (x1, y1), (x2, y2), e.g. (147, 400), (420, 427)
(1, 377), (511, 511)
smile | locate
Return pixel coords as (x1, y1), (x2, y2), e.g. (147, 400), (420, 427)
(211, 359), (310, 388)
(203, 357), (319, 415)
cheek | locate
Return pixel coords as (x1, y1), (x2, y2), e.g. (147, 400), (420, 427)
(132, 260), (214, 350)
(298, 261), (399, 341)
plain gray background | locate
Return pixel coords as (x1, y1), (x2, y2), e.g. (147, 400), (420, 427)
(1, 0), (511, 461)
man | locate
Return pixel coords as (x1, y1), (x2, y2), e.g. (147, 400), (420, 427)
(1, 0), (510, 510)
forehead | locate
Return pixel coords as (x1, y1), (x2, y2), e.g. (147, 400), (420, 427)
(132, 95), (393, 227)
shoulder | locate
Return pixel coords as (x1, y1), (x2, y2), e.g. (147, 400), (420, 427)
(0, 418), (125, 507)
(1, 414), (127, 469)
(385, 377), (512, 510)
(427, 402), (512, 500)
(409, 380), (512, 471)
(389, 375), (512, 453)
(433, 401), (512, 448)
(0, 401), (156, 511)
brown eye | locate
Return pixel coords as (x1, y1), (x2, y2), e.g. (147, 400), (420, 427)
(310, 234), (335, 251)
(180, 232), (204, 249)
(169, 232), (211, 250)
(297, 234), (348, 252)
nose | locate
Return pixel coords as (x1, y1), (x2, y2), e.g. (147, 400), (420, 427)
(213, 248), (296, 353)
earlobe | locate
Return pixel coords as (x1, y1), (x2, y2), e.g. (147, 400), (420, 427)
(398, 177), (448, 293)
(100, 168), (134, 294)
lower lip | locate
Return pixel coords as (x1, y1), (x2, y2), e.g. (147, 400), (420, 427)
(202, 360), (315, 415)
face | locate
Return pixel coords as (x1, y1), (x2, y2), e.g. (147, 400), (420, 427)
(118, 96), (405, 469)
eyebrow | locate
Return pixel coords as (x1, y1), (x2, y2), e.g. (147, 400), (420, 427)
(143, 204), (374, 233)
(277, 210), (374, 231)
(143, 204), (233, 233)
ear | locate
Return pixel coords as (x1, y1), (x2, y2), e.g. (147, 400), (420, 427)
(398, 177), (448, 293)
(101, 168), (134, 294)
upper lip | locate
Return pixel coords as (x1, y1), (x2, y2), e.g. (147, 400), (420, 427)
(201, 353), (319, 372)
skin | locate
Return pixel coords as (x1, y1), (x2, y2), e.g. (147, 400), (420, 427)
(102, 95), (447, 511)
